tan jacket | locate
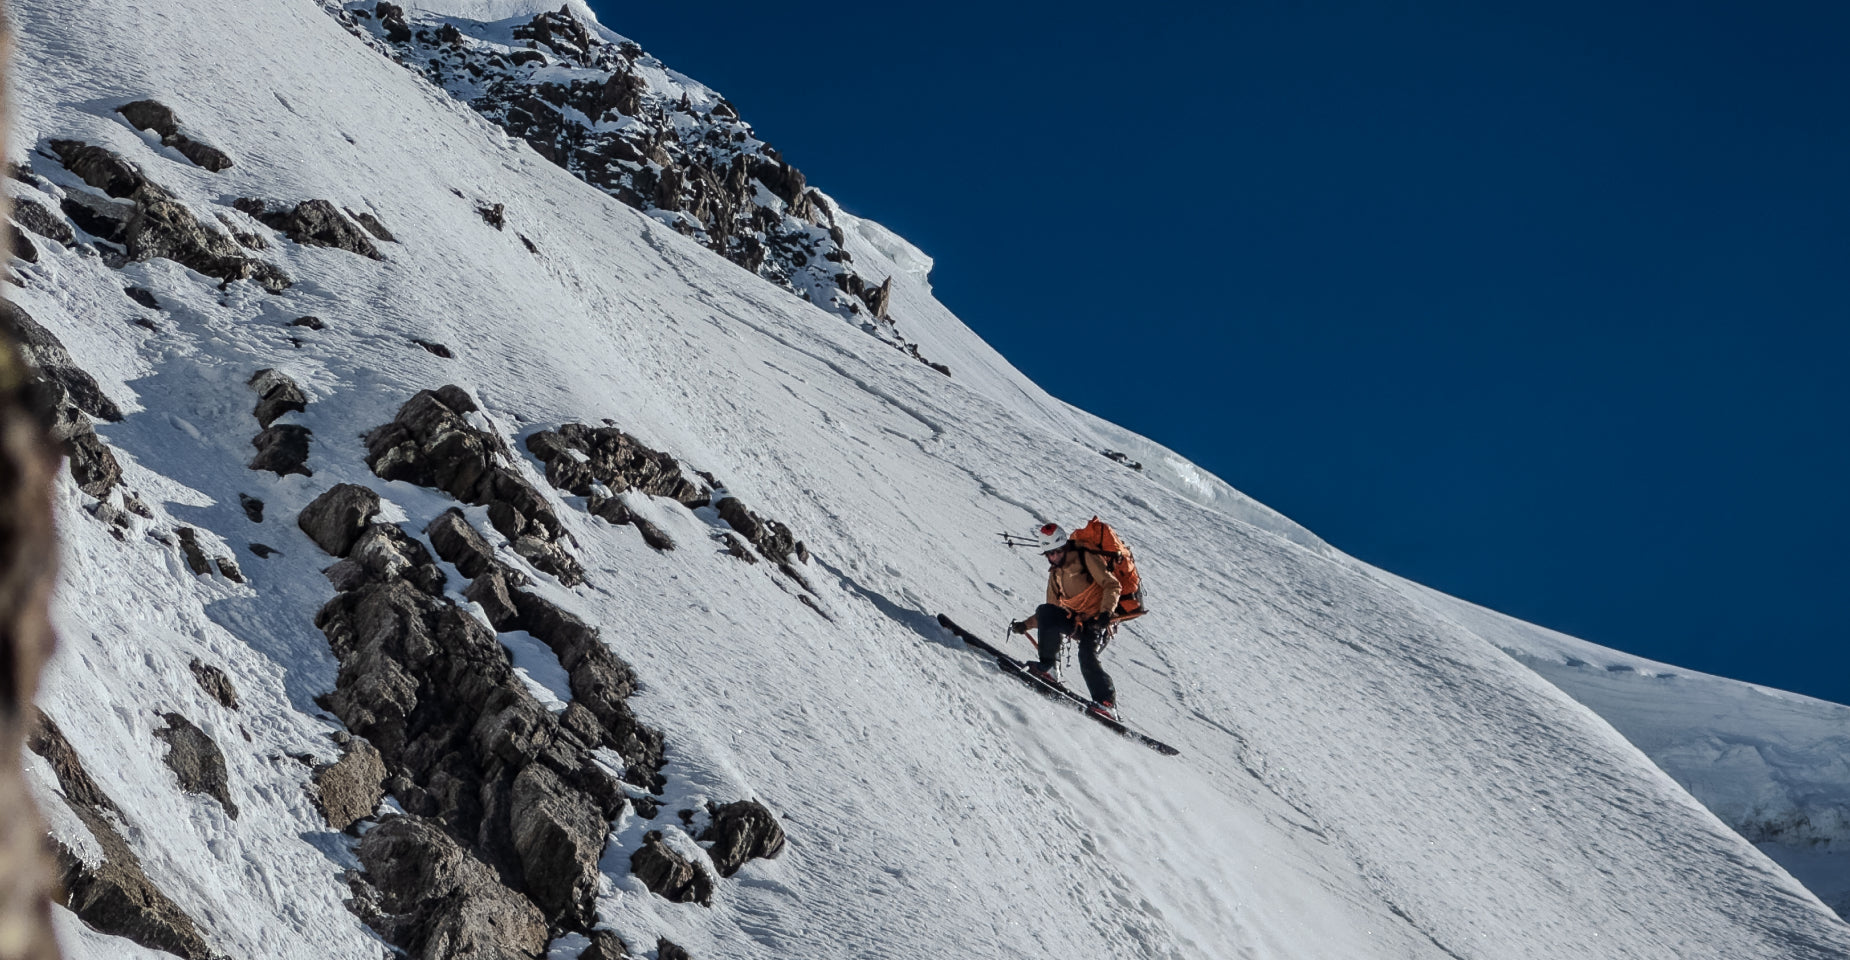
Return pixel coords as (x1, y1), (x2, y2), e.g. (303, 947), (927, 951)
(1045, 549), (1121, 619)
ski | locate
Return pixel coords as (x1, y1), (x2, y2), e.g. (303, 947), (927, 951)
(937, 614), (1180, 756)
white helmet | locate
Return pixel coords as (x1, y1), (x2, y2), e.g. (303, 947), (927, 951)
(1031, 522), (1069, 553)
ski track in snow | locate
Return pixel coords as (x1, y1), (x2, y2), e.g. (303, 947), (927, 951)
(10, 0), (1850, 958)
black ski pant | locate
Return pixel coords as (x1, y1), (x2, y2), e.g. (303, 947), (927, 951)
(1033, 603), (1116, 705)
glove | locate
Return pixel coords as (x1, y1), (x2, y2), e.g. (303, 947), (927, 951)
(1010, 619), (1030, 635)
(1084, 612), (1112, 633)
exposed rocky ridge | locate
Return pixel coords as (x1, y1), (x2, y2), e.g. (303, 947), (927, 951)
(308, 496), (622, 935)
(27, 712), (222, 959)
(322, 1), (949, 375)
(44, 139), (291, 292)
(367, 386), (586, 586)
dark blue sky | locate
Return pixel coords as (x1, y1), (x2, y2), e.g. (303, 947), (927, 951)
(588, 1), (1850, 703)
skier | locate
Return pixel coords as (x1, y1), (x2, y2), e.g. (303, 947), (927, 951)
(1011, 522), (1122, 720)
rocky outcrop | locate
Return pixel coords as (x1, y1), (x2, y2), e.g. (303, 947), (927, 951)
(581, 930), (632, 960)
(330, 3), (952, 374)
(699, 800), (786, 878)
(174, 527), (212, 575)
(350, 815), (549, 960)
(657, 940), (693, 960)
(48, 140), (290, 291)
(153, 712), (238, 819)
(0, 282), (65, 959)
(28, 713), (220, 959)
(714, 496), (801, 563)
(525, 422), (709, 507)
(188, 659), (240, 709)
(249, 368), (307, 427)
(298, 483), (382, 557)
(116, 99), (235, 172)
(628, 831), (712, 905)
(366, 386), (584, 586)
(312, 733), (386, 832)
(249, 423), (312, 476)
(11, 194), (74, 246)
(241, 197), (382, 260)
(307, 501), (657, 936)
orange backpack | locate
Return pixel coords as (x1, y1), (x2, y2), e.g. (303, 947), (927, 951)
(1066, 516), (1146, 621)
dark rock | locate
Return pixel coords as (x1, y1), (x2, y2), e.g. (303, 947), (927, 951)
(174, 527), (212, 575)
(4, 300), (125, 426)
(425, 508), (498, 577)
(715, 497), (796, 561)
(153, 712), (238, 819)
(698, 800), (786, 877)
(260, 199), (382, 259)
(412, 338), (453, 358)
(117, 100), (234, 172)
(314, 736), (387, 832)
(64, 429), (122, 498)
(171, 139), (233, 173)
(117, 99), (181, 139)
(586, 494), (631, 525)
(463, 567), (521, 630)
(11, 194), (74, 245)
(353, 816), (549, 959)
(123, 286), (160, 310)
(48, 139), (150, 199)
(115, 182), (291, 291)
(657, 939), (693, 960)
(239, 493), (264, 523)
(434, 384), (477, 413)
(28, 713), (218, 960)
(511, 534), (586, 587)
(248, 368), (307, 427)
(297, 484), (381, 557)
(634, 517), (673, 552)
(628, 831), (711, 905)
(720, 533), (756, 563)
(188, 659), (240, 709)
(476, 202), (506, 230)
(248, 423), (312, 476)
(215, 556), (244, 583)
(249, 543), (278, 559)
(581, 930), (632, 960)
(128, 194), (282, 287)
(332, 523), (446, 595)
(11, 225), (39, 264)
(510, 763), (605, 925)
(337, 209), (394, 243)
(60, 190), (133, 243)
(632, 794), (660, 819)
(289, 315), (326, 330)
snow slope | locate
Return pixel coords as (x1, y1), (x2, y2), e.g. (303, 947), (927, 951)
(8, 0), (1849, 958)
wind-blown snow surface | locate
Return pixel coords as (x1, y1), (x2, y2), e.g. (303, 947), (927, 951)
(9, 0), (1850, 957)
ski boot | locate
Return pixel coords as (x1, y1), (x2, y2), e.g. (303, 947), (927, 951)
(1088, 700), (1119, 722)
